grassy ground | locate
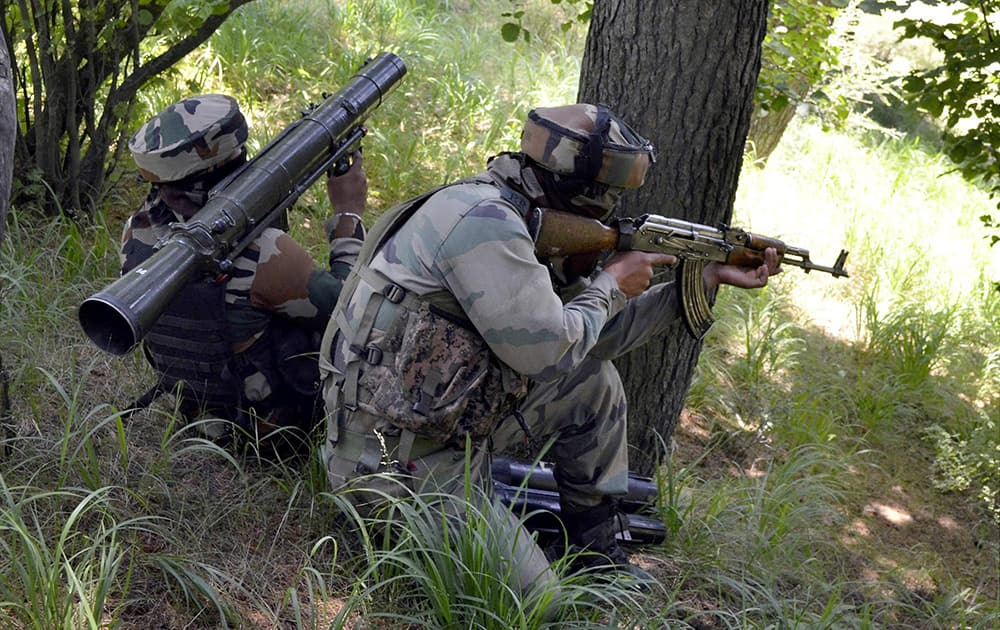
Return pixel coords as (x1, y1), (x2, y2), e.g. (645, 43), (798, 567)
(1, 0), (998, 627)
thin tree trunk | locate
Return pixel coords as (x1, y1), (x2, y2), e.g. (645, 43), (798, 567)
(747, 102), (797, 164)
(7, 0), (255, 216)
(0, 25), (13, 242)
(578, 0), (770, 474)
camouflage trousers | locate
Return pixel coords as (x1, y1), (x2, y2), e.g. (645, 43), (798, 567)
(321, 354), (629, 595)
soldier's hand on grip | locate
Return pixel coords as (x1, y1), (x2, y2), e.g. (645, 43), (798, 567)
(604, 251), (677, 298)
(705, 246), (782, 290)
(325, 150), (367, 239)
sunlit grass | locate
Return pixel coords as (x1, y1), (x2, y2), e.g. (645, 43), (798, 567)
(687, 113), (1000, 627)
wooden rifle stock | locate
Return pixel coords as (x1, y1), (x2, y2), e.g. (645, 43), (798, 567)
(530, 208), (621, 257)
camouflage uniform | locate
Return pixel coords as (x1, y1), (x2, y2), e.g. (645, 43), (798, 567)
(319, 104), (674, 591)
(123, 94), (363, 433)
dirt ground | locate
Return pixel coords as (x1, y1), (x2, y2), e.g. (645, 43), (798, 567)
(668, 408), (1000, 619)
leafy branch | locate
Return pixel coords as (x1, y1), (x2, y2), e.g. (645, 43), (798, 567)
(895, 0), (1000, 253)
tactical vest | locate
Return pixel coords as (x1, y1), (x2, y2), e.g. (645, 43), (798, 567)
(320, 178), (532, 445)
(122, 247), (239, 413)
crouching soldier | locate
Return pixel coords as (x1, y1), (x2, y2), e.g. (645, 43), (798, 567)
(122, 94), (369, 453)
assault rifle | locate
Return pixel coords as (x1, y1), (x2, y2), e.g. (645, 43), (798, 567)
(79, 53), (407, 355)
(529, 208), (849, 338)
(492, 457), (667, 544)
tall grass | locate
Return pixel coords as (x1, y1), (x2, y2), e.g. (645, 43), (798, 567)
(1, 0), (998, 627)
(0, 479), (147, 629)
(686, 113), (1000, 627)
(326, 480), (654, 628)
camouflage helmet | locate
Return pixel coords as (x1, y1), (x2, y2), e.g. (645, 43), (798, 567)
(129, 94), (249, 183)
(520, 103), (655, 189)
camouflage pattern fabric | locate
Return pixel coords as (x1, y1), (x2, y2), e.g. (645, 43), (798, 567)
(321, 153), (687, 509)
(319, 149), (687, 598)
(129, 94), (249, 183)
(121, 191), (362, 418)
(520, 104), (654, 189)
(355, 300), (527, 443)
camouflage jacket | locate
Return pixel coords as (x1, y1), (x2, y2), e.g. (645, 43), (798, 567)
(324, 155), (685, 393)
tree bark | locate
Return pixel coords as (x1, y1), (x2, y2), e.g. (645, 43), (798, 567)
(578, 0), (770, 474)
(747, 102), (796, 165)
(0, 25), (14, 243)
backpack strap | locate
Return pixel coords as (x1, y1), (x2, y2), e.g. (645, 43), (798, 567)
(319, 182), (451, 408)
(319, 180), (532, 413)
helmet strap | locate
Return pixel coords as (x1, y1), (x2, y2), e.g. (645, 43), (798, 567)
(577, 105), (610, 181)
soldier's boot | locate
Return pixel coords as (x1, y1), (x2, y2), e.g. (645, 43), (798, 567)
(561, 500), (652, 584)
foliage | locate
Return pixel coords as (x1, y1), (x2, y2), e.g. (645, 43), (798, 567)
(756, 0), (851, 124)
(925, 414), (1000, 523)
(863, 299), (957, 388)
(895, 1), (1000, 253)
(0, 480), (151, 629)
(500, 0), (592, 43)
(328, 474), (652, 628)
(732, 115), (999, 524)
(1, 0), (255, 218)
(502, 0), (850, 165)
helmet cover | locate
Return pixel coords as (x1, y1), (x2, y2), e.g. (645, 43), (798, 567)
(129, 94), (248, 183)
(520, 103), (655, 189)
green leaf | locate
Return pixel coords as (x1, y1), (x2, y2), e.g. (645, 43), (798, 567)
(902, 75), (926, 93)
(920, 95), (944, 118)
(948, 144), (967, 163)
(501, 23), (521, 42)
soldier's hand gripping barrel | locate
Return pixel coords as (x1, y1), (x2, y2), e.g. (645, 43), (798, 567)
(79, 53), (406, 355)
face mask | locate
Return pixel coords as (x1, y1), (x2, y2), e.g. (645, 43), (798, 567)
(156, 151), (248, 214)
(546, 171), (625, 220)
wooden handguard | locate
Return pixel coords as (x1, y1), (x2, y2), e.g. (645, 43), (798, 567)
(724, 233), (786, 267)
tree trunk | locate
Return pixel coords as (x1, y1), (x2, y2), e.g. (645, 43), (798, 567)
(0, 25), (13, 242)
(747, 102), (796, 165)
(578, 0), (770, 474)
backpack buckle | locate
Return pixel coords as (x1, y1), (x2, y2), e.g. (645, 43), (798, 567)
(364, 345), (383, 365)
(383, 283), (405, 304)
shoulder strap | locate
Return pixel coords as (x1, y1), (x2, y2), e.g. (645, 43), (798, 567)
(318, 182), (451, 382)
(498, 185), (530, 218)
(318, 179), (533, 382)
